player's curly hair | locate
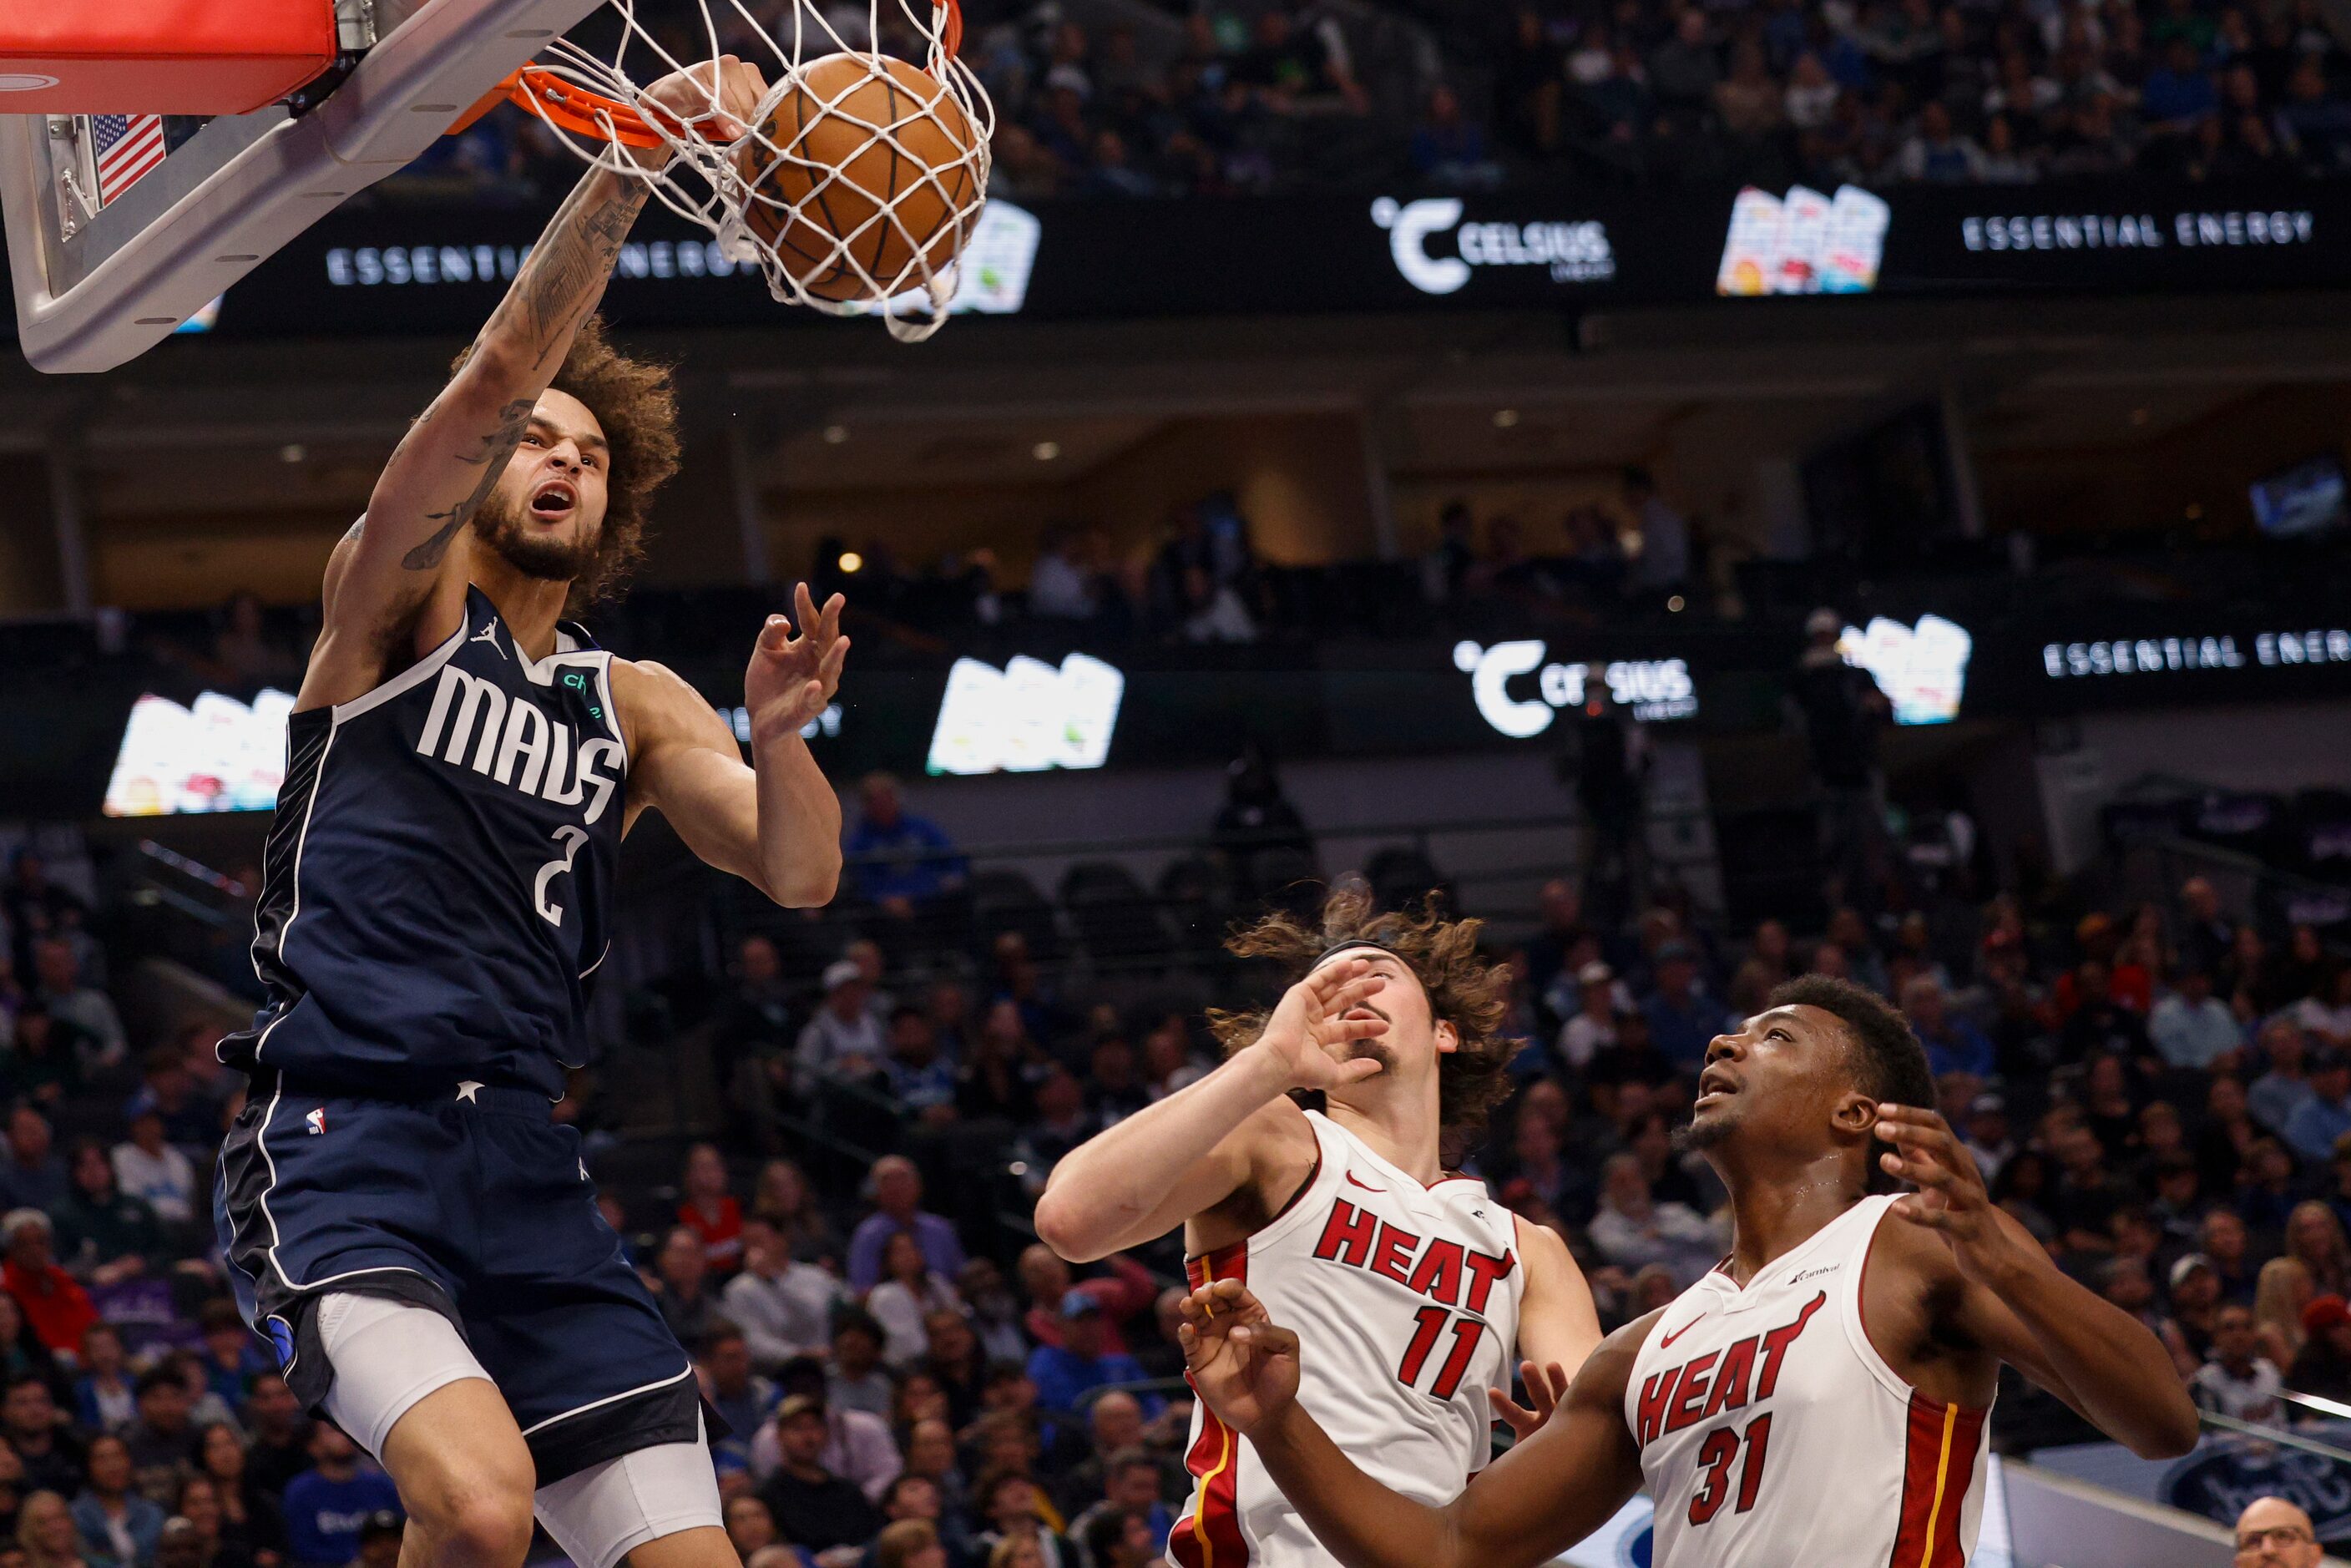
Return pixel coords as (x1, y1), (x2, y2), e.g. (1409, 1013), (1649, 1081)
(450, 315), (680, 615)
(1206, 885), (1519, 1156)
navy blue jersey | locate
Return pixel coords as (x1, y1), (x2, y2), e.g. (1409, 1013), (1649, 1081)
(221, 586), (625, 1099)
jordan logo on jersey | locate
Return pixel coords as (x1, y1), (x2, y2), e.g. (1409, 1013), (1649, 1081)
(1311, 1196), (1515, 1313)
(1634, 1290), (1823, 1447)
(415, 664), (621, 825)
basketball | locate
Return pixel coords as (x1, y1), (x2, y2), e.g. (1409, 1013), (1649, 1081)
(740, 53), (978, 304)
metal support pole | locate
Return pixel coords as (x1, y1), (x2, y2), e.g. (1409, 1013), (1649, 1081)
(726, 422), (771, 586)
(47, 436), (91, 615)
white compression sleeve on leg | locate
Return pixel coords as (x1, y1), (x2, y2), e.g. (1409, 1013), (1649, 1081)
(533, 1414), (724, 1568)
(314, 1292), (494, 1459)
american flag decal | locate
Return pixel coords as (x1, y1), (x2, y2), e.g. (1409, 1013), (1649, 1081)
(91, 114), (167, 205)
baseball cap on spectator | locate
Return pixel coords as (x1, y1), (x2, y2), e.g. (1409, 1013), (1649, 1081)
(2170, 1253), (2217, 1290)
(776, 1393), (827, 1425)
(2304, 1296), (2351, 1337)
(822, 959), (862, 991)
(1059, 1289), (1104, 1319)
(1578, 961), (1614, 987)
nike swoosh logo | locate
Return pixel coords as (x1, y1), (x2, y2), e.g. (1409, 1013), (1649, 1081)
(1659, 1316), (1703, 1349)
(1344, 1171), (1387, 1193)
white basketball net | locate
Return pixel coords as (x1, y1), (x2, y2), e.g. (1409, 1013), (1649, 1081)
(518, 0), (994, 341)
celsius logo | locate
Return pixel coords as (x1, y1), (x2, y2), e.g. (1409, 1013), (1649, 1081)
(1371, 198), (1615, 296)
(1454, 640), (1697, 736)
(1838, 615), (1973, 726)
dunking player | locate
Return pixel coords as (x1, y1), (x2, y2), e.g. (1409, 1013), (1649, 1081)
(1035, 888), (1602, 1566)
(213, 61), (818, 1568)
(1176, 975), (2201, 1565)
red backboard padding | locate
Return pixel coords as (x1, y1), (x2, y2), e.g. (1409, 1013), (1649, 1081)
(0, 0), (339, 115)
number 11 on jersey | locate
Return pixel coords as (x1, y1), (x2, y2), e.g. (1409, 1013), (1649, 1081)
(1397, 1306), (1485, 1401)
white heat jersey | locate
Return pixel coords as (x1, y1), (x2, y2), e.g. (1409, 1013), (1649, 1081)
(1627, 1194), (1993, 1567)
(1170, 1110), (1524, 1568)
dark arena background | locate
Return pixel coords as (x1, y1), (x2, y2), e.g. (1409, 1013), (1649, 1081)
(8, 0), (2351, 1561)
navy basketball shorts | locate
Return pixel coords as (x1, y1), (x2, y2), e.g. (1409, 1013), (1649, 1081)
(215, 1076), (700, 1484)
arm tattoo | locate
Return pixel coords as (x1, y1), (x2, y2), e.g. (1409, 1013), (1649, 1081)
(401, 398), (535, 571)
(488, 174), (650, 369)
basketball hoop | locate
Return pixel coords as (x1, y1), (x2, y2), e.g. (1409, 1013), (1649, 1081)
(473, 0), (993, 341)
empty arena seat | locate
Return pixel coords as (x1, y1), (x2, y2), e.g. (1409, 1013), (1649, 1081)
(969, 867), (1061, 960)
(1060, 861), (1171, 963)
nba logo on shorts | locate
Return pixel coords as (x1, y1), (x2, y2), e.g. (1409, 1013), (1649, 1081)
(306, 1108), (327, 1136)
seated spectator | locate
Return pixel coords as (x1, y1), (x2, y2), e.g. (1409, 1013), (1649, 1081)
(722, 1220), (844, 1375)
(2303, 969), (2351, 1053)
(882, 1009), (958, 1128)
(716, 935), (795, 1092)
(2203, 1209), (2260, 1306)
(1014, 1247), (1154, 1354)
(751, 1357), (901, 1501)
(2191, 1304), (2283, 1424)
(757, 1396), (883, 1555)
(119, 1363), (200, 1500)
(1012, 1073), (1095, 1194)
(1896, 100), (1986, 180)
(798, 962), (886, 1089)
(20, 1490), (88, 1568)
(1903, 975), (1994, 1078)
(1, 1216), (94, 1359)
(1075, 1503), (1158, 1568)
(696, 1325), (778, 1469)
(0, 1112), (67, 1217)
(1638, 943), (1715, 1070)
(872, 1517), (947, 1568)
(2286, 1050), (2351, 1164)
(827, 1312), (894, 1421)
(2249, 1018), (2314, 1136)
(2150, 966), (2243, 1072)
(278, 1427), (395, 1568)
(1588, 1153), (1721, 1289)
(720, 1495), (776, 1560)
(973, 1469), (1072, 1568)
(108, 1115), (193, 1235)
(1024, 1295), (1160, 1424)
(844, 774), (965, 926)
(1027, 525), (1099, 622)
(235, 1377), (311, 1503)
(1066, 1449), (1174, 1560)
(2252, 1256), (2314, 1368)
(866, 1233), (961, 1371)
(28, 943), (123, 1078)
(119, 1050), (215, 1156)
(1555, 961), (1622, 1072)
(2143, 37), (2219, 133)
(71, 1435), (162, 1568)
(847, 1159), (965, 1295)
(52, 1144), (160, 1289)
(751, 1158), (841, 1265)
(166, 1478), (246, 1568)
(650, 1226), (721, 1350)
(676, 1144), (746, 1277)
(2290, 1296), (2351, 1403)
(2099, 1256), (2195, 1378)
(192, 1424), (286, 1566)
(72, 1326), (134, 1436)
(4, 1005), (85, 1109)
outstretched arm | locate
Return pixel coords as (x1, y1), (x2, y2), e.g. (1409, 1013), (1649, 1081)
(302, 62), (761, 706)
(1876, 1105), (2202, 1459)
(616, 583), (848, 908)
(1032, 959), (1390, 1262)
(1492, 1216), (1604, 1440)
(1180, 1278), (1651, 1568)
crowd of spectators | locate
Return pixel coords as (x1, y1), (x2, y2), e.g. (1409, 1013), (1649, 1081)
(15, 701), (2351, 1565)
(381, 0), (2351, 209)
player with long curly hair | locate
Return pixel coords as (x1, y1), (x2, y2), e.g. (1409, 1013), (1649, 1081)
(1035, 885), (1600, 1568)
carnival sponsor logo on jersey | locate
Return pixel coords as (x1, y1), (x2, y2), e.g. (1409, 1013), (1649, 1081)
(1633, 1291), (1825, 1449)
(1370, 197), (1615, 295)
(414, 664), (623, 824)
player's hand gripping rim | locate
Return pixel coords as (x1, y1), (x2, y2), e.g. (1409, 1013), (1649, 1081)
(1254, 957), (1392, 1094)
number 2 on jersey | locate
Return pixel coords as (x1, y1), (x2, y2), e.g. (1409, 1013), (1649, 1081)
(1687, 1412), (1773, 1525)
(1397, 1305), (1484, 1400)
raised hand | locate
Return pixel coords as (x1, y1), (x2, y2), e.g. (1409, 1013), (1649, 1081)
(1490, 1359), (1572, 1443)
(1179, 1278), (1302, 1439)
(1248, 957), (1391, 1093)
(631, 54), (770, 167)
(746, 581), (848, 742)
(1875, 1105), (2029, 1282)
